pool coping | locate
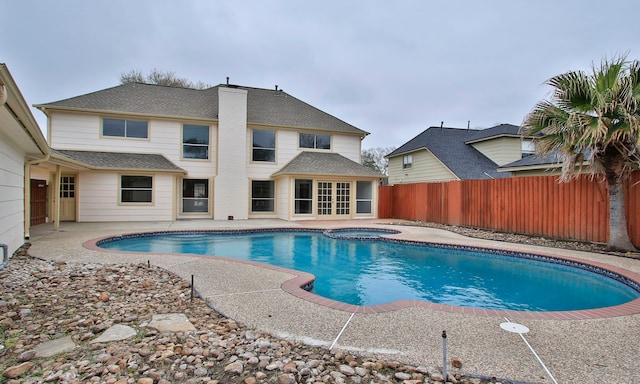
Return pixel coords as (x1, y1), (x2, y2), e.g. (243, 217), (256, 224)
(82, 226), (640, 321)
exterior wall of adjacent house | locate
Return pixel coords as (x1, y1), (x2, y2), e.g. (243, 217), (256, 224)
(508, 168), (562, 177)
(0, 127), (28, 256)
(387, 149), (456, 185)
(469, 136), (522, 166)
(1, 67), (49, 256)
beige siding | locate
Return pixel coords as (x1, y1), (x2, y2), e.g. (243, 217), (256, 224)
(214, 87), (249, 220)
(470, 137), (522, 166)
(49, 113), (101, 149)
(77, 172), (175, 222)
(50, 113), (218, 168)
(173, 122), (217, 178)
(0, 130), (26, 255)
(246, 126), (292, 179)
(387, 150), (457, 185)
(246, 129), (363, 179)
(332, 135), (362, 162)
(276, 176), (291, 220)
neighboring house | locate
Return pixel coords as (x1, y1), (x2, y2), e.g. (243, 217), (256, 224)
(32, 82), (384, 223)
(497, 152), (564, 177)
(386, 123), (531, 184)
(0, 64), (49, 257)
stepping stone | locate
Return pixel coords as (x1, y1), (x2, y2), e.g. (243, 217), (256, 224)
(34, 336), (76, 358)
(90, 324), (137, 344)
(147, 313), (195, 333)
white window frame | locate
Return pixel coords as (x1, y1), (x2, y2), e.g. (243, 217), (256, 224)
(403, 154), (413, 169)
(299, 133), (331, 150)
(252, 129), (276, 162)
(355, 180), (373, 214)
(102, 118), (149, 139)
(251, 180), (276, 213)
(119, 175), (153, 204)
(182, 124), (210, 160)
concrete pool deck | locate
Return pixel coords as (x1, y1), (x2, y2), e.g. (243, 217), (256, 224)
(27, 219), (640, 383)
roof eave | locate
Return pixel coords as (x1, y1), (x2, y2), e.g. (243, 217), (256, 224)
(497, 163), (562, 172)
(272, 171), (384, 178)
(249, 121), (368, 137)
(464, 134), (524, 145)
(1, 64), (50, 155)
(51, 151), (188, 174)
(386, 147), (426, 159)
(35, 104), (218, 124)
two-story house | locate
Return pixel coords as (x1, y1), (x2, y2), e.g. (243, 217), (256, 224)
(386, 123), (532, 184)
(32, 82), (384, 223)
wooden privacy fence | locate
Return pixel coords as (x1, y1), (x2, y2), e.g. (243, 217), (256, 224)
(378, 173), (640, 247)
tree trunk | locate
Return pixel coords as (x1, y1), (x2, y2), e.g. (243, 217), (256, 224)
(605, 165), (637, 251)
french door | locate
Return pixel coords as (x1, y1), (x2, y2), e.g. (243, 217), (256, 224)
(317, 181), (351, 218)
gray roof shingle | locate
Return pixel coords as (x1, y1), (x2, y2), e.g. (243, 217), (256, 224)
(387, 125), (514, 179)
(36, 83), (367, 135)
(272, 151), (385, 178)
(499, 152), (561, 169)
(53, 149), (186, 173)
(464, 123), (520, 143)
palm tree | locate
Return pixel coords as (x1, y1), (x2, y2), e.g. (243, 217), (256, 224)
(521, 55), (640, 252)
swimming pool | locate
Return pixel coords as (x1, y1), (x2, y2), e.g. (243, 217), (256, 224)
(97, 228), (640, 311)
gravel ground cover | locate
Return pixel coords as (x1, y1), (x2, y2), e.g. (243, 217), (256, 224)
(2, 221), (637, 384)
(1, 245), (504, 384)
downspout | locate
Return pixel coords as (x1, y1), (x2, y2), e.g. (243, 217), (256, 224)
(24, 153), (51, 240)
(0, 82), (7, 269)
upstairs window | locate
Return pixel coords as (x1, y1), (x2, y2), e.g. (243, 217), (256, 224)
(103, 118), (148, 138)
(299, 133), (331, 150)
(183, 124), (210, 159)
(252, 129), (276, 162)
(403, 154), (413, 169)
(522, 140), (535, 158)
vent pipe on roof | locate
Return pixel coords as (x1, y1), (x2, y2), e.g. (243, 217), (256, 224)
(467, 120), (470, 130)
(275, 85), (278, 91)
(226, 77), (229, 85)
(440, 121), (443, 129)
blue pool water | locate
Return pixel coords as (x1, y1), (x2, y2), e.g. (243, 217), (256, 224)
(98, 229), (640, 311)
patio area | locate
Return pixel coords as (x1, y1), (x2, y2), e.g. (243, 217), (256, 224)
(27, 219), (640, 383)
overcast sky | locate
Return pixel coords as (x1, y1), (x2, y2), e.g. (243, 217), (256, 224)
(3, 1), (640, 149)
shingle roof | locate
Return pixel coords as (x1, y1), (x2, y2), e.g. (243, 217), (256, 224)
(272, 151), (385, 178)
(52, 149), (186, 173)
(499, 152), (561, 169)
(387, 125), (513, 179)
(36, 83), (367, 135)
(464, 123), (520, 143)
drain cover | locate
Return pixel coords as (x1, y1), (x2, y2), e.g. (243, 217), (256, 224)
(500, 322), (530, 334)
